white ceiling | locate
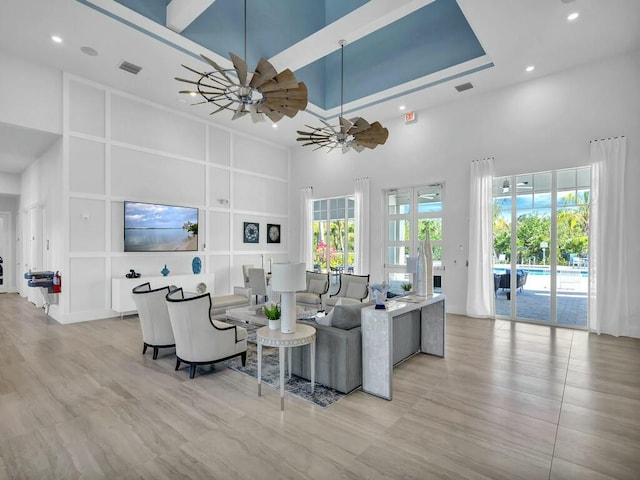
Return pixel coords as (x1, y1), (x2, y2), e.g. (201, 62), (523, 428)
(0, 0), (639, 174)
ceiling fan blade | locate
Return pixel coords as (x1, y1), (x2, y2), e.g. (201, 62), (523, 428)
(200, 54), (236, 85)
(262, 109), (285, 123)
(339, 117), (353, 135)
(249, 58), (278, 88)
(258, 69), (299, 93)
(347, 117), (370, 135)
(352, 122), (389, 148)
(319, 119), (339, 133)
(352, 143), (366, 153)
(229, 52), (248, 86)
(179, 64), (207, 77)
(262, 98), (306, 114)
(249, 103), (265, 123)
(231, 103), (248, 120)
(209, 102), (234, 114)
(261, 84), (308, 101)
(176, 78), (225, 91)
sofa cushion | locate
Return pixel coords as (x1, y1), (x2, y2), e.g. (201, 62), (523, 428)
(211, 294), (249, 309)
(297, 292), (322, 306)
(331, 303), (364, 330)
(315, 309), (334, 326)
(308, 278), (327, 294)
(345, 282), (367, 299)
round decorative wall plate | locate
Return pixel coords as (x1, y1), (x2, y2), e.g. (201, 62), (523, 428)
(196, 282), (207, 294)
(243, 222), (259, 243)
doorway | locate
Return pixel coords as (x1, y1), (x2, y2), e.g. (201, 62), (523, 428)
(493, 168), (590, 327)
(0, 212), (11, 293)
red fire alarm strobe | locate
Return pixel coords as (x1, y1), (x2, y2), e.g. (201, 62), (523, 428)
(404, 111), (417, 124)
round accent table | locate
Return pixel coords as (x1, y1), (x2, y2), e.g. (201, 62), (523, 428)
(256, 324), (316, 411)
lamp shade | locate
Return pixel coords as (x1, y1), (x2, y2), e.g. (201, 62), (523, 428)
(271, 262), (306, 292)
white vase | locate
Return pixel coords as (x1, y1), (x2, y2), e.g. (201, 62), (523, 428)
(416, 231), (434, 296)
(416, 240), (427, 296)
(425, 230), (434, 295)
(269, 319), (281, 330)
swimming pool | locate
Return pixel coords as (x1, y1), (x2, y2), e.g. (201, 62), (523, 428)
(493, 266), (589, 278)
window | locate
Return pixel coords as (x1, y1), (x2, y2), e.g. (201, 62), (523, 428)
(384, 184), (444, 294)
(312, 196), (355, 275)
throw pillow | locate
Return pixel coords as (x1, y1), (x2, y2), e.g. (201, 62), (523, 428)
(345, 281), (366, 300)
(308, 278), (327, 294)
(331, 303), (363, 330)
(315, 309), (334, 327)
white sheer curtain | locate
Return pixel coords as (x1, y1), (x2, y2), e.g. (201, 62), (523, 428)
(299, 187), (313, 269)
(466, 158), (495, 318)
(354, 177), (370, 275)
(589, 136), (633, 336)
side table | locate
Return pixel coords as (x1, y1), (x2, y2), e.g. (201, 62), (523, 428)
(256, 324), (316, 411)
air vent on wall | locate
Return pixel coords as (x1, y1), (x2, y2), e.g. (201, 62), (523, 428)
(118, 60), (142, 75)
(455, 82), (473, 92)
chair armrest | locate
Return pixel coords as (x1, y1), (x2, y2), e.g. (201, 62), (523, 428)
(233, 286), (252, 298)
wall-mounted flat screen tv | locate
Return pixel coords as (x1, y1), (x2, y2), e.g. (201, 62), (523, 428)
(124, 201), (198, 252)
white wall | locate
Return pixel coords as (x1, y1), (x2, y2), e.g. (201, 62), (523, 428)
(290, 50), (640, 316)
(0, 173), (20, 195)
(18, 138), (63, 306)
(0, 50), (62, 134)
(58, 75), (291, 323)
(0, 196), (18, 292)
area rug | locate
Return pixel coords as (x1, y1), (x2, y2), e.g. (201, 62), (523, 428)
(220, 319), (345, 408)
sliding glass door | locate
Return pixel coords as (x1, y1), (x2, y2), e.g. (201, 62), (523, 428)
(493, 168), (589, 327)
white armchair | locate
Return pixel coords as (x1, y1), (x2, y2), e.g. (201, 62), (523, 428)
(296, 271), (330, 310)
(132, 283), (175, 359)
(165, 288), (247, 379)
(325, 273), (370, 310)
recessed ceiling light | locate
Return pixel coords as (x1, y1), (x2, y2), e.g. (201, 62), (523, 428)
(272, 123), (278, 129)
(399, 105), (406, 111)
(526, 65), (535, 72)
(189, 92), (197, 97)
(567, 12), (579, 21)
(51, 35), (62, 43)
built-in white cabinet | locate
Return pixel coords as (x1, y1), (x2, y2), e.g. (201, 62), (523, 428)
(111, 274), (215, 314)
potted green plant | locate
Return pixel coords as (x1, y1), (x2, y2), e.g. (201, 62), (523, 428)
(401, 283), (412, 293)
(263, 303), (281, 330)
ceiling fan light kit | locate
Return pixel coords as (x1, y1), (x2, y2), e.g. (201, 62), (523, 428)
(175, 0), (307, 123)
(296, 40), (389, 153)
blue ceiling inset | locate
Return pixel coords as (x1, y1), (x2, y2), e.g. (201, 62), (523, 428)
(115, 0), (368, 66)
(114, 0), (171, 26)
(296, 0), (486, 110)
(96, 0), (489, 115)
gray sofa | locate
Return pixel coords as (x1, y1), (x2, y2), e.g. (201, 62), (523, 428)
(290, 301), (373, 393)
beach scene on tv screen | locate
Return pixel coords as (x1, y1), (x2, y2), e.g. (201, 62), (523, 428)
(124, 202), (198, 251)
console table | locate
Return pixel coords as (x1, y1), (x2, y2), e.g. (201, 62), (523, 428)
(361, 294), (445, 400)
(112, 274), (215, 315)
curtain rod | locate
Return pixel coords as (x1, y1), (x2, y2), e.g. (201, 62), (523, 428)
(353, 177), (369, 181)
(590, 135), (625, 143)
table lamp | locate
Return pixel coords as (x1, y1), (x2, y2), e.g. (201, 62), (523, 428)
(271, 262), (306, 333)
